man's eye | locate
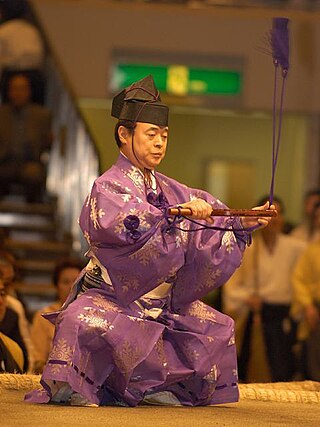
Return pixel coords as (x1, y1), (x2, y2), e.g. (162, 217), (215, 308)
(147, 134), (156, 137)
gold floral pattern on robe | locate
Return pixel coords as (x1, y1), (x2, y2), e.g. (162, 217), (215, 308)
(90, 197), (105, 229)
(188, 300), (217, 323)
(158, 266), (179, 285)
(48, 338), (73, 374)
(204, 364), (218, 382)
(78, 309), (114, 330)
(113, 340), (141, 373)
(155, 336), (167, 367)
(114, 208), (151, 235)
(129, 234), (162, 266)
(83, 230), (91, 245)
(90, 295), (122, 312)
(228, 335), (235, 346)
(182, 340), (200, 362)
(222, 231), (236, 253)
(127, 315), (148, 329)
(116, 272), (141, 293)
(122, 166), (144, 194)
(175, 219), (190, 248)
(198, 263), (222, 293)
(102, 180), (132, 195)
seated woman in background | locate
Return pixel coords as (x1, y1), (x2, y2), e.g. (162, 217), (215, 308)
(0, 276), (25, 373)
(31, 257), (84, 373)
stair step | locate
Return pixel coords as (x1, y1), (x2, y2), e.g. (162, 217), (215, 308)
(6, 239), (71, 255)
(16, 282), (56, 297)
(0, 200), (56, 216)
(16, 259), (56, 273)
(0, 219), (55, 234)
(0, 197), (74, 311)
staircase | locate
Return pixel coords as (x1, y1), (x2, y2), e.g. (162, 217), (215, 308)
(0, 197), (73, 318)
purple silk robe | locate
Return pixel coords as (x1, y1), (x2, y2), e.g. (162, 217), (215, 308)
(25, 154), (250, 407)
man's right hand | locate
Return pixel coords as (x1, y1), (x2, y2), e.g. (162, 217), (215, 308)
(179, 198), (214, 224)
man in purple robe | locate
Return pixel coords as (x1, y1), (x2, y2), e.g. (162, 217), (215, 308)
(25, 75), (273, 407)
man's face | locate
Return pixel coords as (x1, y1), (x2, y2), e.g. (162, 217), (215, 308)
(305, 194), (320, 217)
(120, 122), (168, 170)
(8, 75), (32, 108)
(0, 281), (7, 322)
(56, 267), (80, 304)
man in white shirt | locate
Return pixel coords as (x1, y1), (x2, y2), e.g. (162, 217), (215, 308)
(223, 196), (305, 382)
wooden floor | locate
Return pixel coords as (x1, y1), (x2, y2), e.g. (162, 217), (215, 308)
(1, 388), (320, 427)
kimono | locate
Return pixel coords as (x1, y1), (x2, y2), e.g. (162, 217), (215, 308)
(25, 154), (251, 407)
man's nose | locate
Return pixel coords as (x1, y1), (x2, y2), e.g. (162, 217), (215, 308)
(154, 135), (163, 146)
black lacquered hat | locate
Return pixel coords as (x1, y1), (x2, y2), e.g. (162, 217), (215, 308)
(111, 75), (169, 127)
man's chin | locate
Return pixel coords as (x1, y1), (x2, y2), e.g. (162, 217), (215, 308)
(149, 157), (163, 168)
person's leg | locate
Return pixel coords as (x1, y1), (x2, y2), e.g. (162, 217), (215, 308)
(262, 304), (295, 381)
(237, 311), (254, 382)
(306, 324), (320, 381)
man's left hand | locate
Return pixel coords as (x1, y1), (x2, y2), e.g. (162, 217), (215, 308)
(241, 202), (276, 230)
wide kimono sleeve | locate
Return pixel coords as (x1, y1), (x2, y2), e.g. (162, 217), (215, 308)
(79, 177), (186, 306)
(171, 188), (251, 311)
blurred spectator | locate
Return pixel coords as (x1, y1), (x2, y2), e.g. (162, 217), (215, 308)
(31, 257), (83, 373)
(0, 72), (52, 203)
(223, 196), (305, 382)
(0, 276), (24, 373)
(291, 201), (320, 381)
(0, 0), (45, 104)
(0, 273), (26, 372)
(0, 250), (35, 371)
(290, 189), (320, 243)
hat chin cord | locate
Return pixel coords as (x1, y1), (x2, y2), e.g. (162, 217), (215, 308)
(130, 131), (157, 192)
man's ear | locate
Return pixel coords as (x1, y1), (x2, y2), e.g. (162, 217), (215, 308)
(118, 126), (129, 145)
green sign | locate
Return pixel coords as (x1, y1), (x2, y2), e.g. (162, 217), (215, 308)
(113, 63), (242, 96)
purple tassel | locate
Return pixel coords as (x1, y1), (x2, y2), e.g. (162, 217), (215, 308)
(268, 17), (290, 206)
(271, 17), (290, 76)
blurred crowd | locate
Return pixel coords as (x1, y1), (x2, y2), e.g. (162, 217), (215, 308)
(223, 189), (320, 383)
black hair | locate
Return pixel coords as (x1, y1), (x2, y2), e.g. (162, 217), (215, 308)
(52, 257), (84, 288)
(0, 0), (27, 21)
(305, 188), (320, 199)
(114, 120), (136, 148)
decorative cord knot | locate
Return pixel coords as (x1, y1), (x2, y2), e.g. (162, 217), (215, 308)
(124, 215), (140, 231)
(147, 191), (169, 211)
(124, 214), (141, 243)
